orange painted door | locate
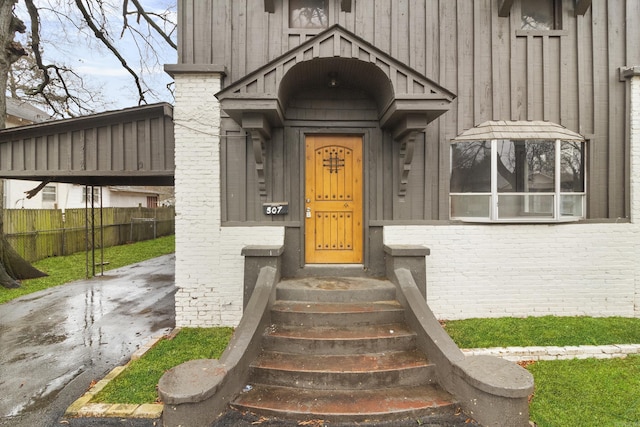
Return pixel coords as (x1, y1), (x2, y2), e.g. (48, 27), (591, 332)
(305, 135), (363, 264)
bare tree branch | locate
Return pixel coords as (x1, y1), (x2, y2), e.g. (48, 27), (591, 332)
(25, 179), (52, 199)
(124, 0), (177, 50)
(73, 0), (147, 105)
(22, 0), (95, 116)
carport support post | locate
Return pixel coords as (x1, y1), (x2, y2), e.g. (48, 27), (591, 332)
(241, 245), (283, 309)
(384, 245), (430, 300)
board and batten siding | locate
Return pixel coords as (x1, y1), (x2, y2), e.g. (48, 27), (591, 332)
(179, 0), (639, 221)
(0, 104), (175, 186)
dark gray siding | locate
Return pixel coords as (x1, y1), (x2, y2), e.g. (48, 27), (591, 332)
(0, 104), (174, 186)
(179, 0), (639, 221)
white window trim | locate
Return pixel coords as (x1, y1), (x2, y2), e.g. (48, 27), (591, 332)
(450, 138), (586, 223)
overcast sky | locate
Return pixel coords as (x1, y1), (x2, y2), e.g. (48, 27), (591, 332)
(15, 0), (177, 113)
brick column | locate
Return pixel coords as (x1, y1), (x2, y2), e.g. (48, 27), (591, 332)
(622, 66), (640, 318)
(625, 67), (640, 223)
(169, 69), (224, 327)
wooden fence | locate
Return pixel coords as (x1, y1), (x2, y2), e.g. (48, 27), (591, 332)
(2, 207), (175, 262)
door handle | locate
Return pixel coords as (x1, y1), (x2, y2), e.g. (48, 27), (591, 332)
(305, 207), (312, 218)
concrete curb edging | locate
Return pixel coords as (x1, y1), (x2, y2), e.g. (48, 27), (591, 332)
(463, 344), (640, 362)
(64, 332), (172, 420)
(64, 337), (640, 420)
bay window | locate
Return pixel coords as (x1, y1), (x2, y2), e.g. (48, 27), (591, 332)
(451, 138), (585, 222)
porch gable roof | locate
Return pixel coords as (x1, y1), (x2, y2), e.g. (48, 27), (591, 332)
(215, 24), (456, 129)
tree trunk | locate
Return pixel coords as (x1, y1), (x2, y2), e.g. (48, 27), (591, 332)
(0, 2), (46, 288)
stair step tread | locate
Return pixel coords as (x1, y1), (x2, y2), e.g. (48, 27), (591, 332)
(253, 350), (430, 373)
(276, 278), (397, 303)
(232, 384), (456, 419)
(267, 323), (413, 340)
(279, 276), (394, 288)
(273, 300), (403, 314)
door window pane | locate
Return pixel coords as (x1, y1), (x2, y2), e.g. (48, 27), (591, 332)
(289, 0), (328, 28)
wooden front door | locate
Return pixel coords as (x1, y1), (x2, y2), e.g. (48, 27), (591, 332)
(305, 135), (363, 264)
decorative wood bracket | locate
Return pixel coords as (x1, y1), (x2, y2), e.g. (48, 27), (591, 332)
(249, 130), (268, 197)
(397, 131), (418, 198)
(393, 114), (428, 199)
(243, 113), (272, 198)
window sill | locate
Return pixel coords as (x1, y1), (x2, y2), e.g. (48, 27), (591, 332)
(286, 28), (326, 36)
(515, 29), (568, 37)
(451, 217), (583, 224)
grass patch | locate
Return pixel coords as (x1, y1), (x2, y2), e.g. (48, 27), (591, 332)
(0, 235), (175, 304)
(91, 327), (234, 404)
(443, 316), (640, 348)
(527, 355), (640, 427)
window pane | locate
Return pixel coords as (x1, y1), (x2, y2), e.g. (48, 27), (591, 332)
(83, 187), (100, 203)
(289, 0), (328, 28)
(450, 194), (491, 218)
(498, 194), (554, 219)
(561, 141), (585, 192)
(450, 141), (492, 193)
(497, 140), (555, 193)
(521, 0), (556, 30)
(42, 185), (56, 202)
(560, 194), (584, 217)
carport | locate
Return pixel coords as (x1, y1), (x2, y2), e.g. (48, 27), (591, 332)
(0, 103), (175, 275)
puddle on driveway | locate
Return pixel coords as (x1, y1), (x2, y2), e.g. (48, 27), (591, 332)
(0, 255), (176, 420)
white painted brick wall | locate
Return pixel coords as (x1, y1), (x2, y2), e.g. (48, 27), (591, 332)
(385, 222), (640, 319)
(173, 73), (284, 327)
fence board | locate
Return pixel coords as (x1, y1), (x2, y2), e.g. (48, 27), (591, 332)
(2, 207), (175, 262)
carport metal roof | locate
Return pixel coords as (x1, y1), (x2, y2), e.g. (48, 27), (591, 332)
(0, 103), (174, 186)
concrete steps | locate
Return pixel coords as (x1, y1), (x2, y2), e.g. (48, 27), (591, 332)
(232, 384), (455, 422)
(230, 277), (457, 423)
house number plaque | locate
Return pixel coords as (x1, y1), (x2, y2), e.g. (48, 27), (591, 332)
(263, 202), (289, 215)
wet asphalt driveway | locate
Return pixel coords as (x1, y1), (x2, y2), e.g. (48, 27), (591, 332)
(0, 254), (176, 427)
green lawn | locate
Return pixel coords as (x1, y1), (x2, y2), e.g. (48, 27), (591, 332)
(0, 235), (175, 304)
(446, 317), (640, 426)
(528, 356), (640, 427)
(443, 315), (640, 348)
(92, 327), (234, 404)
